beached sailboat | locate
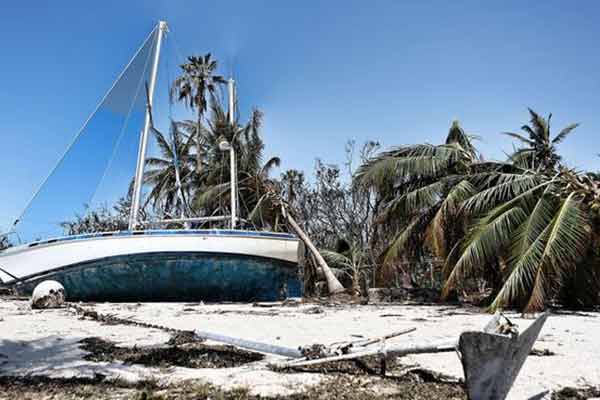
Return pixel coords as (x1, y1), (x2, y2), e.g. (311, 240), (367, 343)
(0, 21), (302, 301)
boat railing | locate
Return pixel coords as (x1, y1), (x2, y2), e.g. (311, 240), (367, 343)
(11, 229), (296, 251)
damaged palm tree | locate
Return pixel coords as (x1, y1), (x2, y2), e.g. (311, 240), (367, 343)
(280, 205), (345, 295)
(252, 185), (346, 295)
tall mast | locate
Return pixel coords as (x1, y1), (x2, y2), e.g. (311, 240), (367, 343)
(129, 21), (168, 230)
(228, 78), (237, 229)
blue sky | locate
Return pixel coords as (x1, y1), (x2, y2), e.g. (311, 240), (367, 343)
(2, 1), (600, 234)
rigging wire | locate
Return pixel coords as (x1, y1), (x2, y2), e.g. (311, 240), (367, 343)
(167, 29), (187, 66)
(10, 25), (159, 233)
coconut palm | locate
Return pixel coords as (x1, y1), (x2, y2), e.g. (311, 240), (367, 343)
(355, 121), (492, 270)
(171, 54), (227, 174)
(442, 112), (597, 312)
(142, 121), (195, 216)
(503, 109), (579, 172)
(443, 168), (599, 311)
(186, 96), (282, 227)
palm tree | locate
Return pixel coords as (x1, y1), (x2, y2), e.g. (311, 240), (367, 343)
(186, 96), (282, 228)
(442, 112), (597, 312)
(142, 121), (195, 217)
(355, 121), (490, 276)
(443, 168), (599, 311)
(171, 54), (226, 174)
(503, 108), (579, 172)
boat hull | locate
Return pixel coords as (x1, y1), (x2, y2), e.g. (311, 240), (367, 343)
(0, 230), (302, 302)
(13, 251), (301, 302)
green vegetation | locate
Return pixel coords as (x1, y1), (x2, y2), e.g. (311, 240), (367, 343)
(358, 110), (600, 311)
(62, 53), (600, 312)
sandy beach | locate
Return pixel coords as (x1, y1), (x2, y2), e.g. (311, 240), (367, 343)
(1, 299), (598, 399)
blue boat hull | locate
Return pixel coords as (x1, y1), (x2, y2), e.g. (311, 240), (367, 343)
(14, 252), (302, 302)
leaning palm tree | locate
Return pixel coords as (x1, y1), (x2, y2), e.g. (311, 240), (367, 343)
(503, 108), (579, 172)
(442, 113), (597, 311)
(443, 167), (598, 311)
(355, 121), (491, 274)
(142, 121), (195, 217)
(171, 54), (226, 174)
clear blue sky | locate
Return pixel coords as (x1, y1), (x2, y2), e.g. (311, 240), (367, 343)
(2, 0), (600, 234)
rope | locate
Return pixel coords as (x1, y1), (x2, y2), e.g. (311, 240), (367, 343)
(10, 25), (160, 233)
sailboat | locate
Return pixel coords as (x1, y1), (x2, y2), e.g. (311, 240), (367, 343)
(0, 21), (302, 302)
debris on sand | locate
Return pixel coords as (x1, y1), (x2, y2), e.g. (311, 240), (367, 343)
(0, 374), (467, 400)
(166, 330), (200, 346)
(79, 337), (264, 368)
(1, 300), (596, 399)
(368, 287), (440, 304)
(529, 348), (555, 356)
(552, 386), (600, 399)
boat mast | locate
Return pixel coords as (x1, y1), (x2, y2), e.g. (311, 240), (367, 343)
(129, 21), (168, 230)
(228, 78), (238, 229)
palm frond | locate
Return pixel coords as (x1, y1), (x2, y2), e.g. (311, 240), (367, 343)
(442, 206), (528, 298)
(445, 120), (479, 160)
(193, 183), (230, 209)
(381, 180), (444, 220)
(513, 189), (556, 257)
(552, 123), (579, 144)
(430, 180), (476, 257)
(462, 175), (547, 215)
(320, 250), (353, 269)
(382, 205), (440, 265)
(492, 193), (589, 311)
(527, 108), (549, 141)
(502, 132), (535, 146)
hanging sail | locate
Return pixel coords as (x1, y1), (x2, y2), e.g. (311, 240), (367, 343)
(9, 25), (162, 244)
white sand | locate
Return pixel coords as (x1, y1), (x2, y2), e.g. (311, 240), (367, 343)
(1, 300), (598, 399)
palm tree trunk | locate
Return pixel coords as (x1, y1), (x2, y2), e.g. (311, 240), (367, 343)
(281, 206), (345, 295)
(196, 115), (202, 175)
